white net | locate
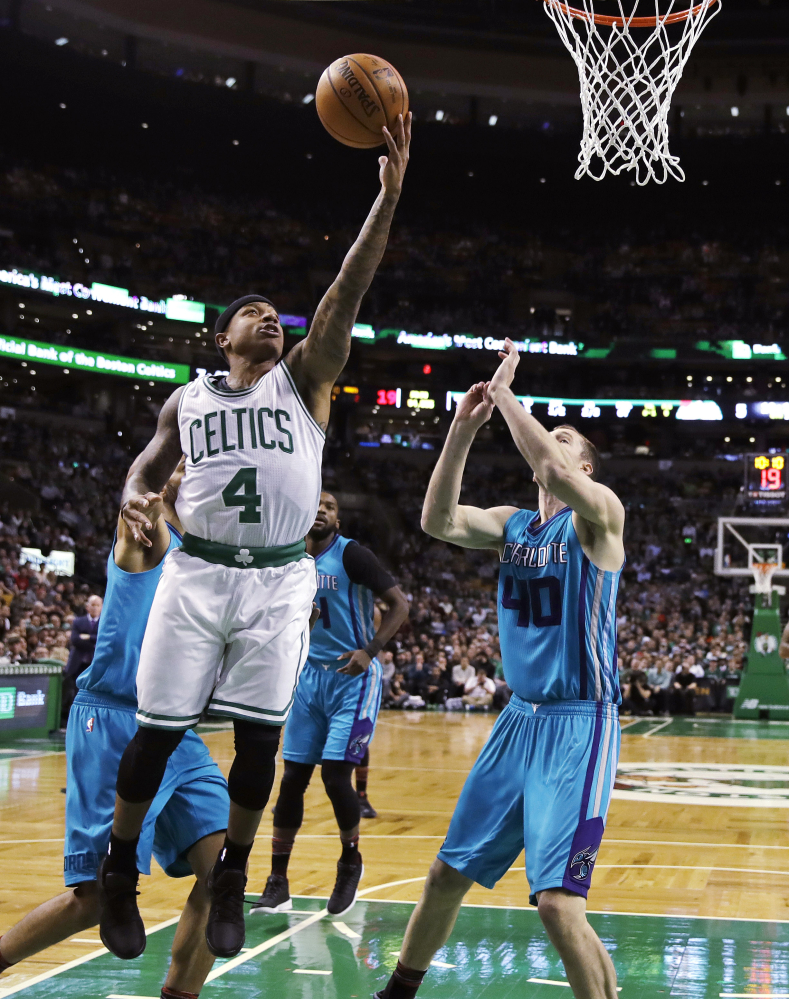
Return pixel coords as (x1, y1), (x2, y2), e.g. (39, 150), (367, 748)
(752, 562), (779, 596)
(542, 0), (721, 184)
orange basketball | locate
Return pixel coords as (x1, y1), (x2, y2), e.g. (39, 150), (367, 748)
(316, 53), (409, 149)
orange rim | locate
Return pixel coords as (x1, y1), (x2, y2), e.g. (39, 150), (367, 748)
(543, 0), (718, 28)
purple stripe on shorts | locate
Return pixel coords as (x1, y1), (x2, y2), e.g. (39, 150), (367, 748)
(578, 554), (590, 700)
(579, 701), (604, 820)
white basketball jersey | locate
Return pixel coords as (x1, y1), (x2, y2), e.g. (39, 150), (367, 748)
(176, 362), (324, 547)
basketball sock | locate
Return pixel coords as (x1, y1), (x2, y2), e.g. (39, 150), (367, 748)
(214, 835), (253, 875)
(0, 938), (16, 971)
(379, 961), (427, 998)
(340, 833), (360, 865)
(356, 766), (369, 796)
(271, 835), (294, 878)
(106, 831), (140, 878)
(161, 988), (199, 999)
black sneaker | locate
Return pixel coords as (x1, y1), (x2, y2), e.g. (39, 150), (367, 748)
(97, 857), (146, 960)
(205, 865), (247, 957)
(327, 857), (363, 916)
(249, 874), (292, 914)
(358, 792), (378, 819)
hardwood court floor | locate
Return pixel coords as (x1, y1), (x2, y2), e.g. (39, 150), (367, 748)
(1, 711), (789, 995)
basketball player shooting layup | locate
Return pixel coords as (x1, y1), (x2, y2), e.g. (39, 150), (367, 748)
(98, 113), (411, 963)
(376, 338), (624, 999)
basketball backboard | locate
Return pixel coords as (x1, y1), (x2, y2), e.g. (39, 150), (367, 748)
(715, 517), (789, 578)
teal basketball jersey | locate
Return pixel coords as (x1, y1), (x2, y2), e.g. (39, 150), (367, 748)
(77, 525), (182, 704)
(497, 507), (621, 704)
(309, 534), (375, 670)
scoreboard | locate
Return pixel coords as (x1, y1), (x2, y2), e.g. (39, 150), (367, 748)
(746, 453), (786, 502)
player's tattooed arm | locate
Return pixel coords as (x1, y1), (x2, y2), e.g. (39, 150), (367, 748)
(422, 382), (517, 553)
(287, 113), (411, 428)
(120, 385), (185, 547)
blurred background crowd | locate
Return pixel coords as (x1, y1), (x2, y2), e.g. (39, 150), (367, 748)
(2, 157), (787, 350)
(0, 414), (753, 725)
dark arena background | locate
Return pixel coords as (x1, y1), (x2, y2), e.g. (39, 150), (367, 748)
(2, 1), (789, 997)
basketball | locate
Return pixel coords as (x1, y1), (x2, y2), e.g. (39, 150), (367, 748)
(315, 53), (409, 148)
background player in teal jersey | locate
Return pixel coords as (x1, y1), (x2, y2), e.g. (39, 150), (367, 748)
(252, 490), (408, 917)
(0, 459), (229, 999)
(377, 338), (625, 999)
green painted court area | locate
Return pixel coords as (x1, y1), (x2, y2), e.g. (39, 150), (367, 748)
(623, 716), (789, 740)
(7, 897), (789, 999)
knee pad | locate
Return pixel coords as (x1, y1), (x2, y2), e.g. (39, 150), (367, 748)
(116, 727), (185, 804)
(321, 760), (360, 832)
(227, 720), (281, 811)
(272, 761), (315, 829)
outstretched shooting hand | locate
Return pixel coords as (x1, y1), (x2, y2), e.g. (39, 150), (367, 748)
(379, 112), (412, 197)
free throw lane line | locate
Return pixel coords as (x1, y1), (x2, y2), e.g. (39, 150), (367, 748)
(206, 876), (428, 983)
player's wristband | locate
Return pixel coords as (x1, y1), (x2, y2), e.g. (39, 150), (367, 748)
(364, 639), (384, 660)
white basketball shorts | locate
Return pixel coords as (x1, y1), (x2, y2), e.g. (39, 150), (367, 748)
(135, 549), (317, 730)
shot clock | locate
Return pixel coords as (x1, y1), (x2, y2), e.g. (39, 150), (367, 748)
(746, 453), (787, 502)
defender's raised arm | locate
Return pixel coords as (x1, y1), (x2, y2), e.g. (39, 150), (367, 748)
(421, 382), (517, 552)
(487, 339), (624, 547)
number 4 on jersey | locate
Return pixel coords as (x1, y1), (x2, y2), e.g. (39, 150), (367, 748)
(222, 467), (262, 523)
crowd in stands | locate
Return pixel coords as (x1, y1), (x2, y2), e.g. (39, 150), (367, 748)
(0, 410), (756, 721)
(2, 158), (788, 347)
(0, 405), (757, 726)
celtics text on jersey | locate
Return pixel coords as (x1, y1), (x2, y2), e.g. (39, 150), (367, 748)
(175, 361), (324, 548)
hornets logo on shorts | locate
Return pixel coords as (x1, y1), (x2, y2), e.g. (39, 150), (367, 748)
(569, 846), (599, 882)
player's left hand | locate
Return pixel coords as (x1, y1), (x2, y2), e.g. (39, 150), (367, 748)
(488, 337), (520, 398)
(337, 649), (372, 676)
(379, 112), (411, 198)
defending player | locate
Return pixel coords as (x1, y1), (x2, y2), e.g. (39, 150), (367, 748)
(250, 491), (408, 917)
(0, 459), (229, 999)
(376, 339), (624, 999)
(98, 113), (411, 961)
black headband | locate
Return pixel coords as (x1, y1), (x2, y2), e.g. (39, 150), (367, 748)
(214, 294), (276, 337)
(214, 294), (276, 361)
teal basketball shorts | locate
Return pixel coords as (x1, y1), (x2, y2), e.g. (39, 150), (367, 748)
(438, 696), (620, 905)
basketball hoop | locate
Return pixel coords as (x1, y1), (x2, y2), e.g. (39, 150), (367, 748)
(752, 561), (779, 596)
(541, 0), (721, 184)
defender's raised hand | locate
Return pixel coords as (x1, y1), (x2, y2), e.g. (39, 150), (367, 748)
(454, 381), (494, 432)
(379, 112), (412, 197)
(488, 337), (521, 400)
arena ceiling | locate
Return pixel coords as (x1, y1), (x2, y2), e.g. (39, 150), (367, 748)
(219, 0), (789, 52)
